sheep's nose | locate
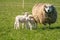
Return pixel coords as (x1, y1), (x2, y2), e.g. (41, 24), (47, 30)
(48, 10), (49, 12)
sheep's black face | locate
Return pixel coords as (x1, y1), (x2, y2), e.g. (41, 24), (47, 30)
(44, 5), (54, 13)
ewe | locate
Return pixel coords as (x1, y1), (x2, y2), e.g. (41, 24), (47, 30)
(32, 3), (57, 28)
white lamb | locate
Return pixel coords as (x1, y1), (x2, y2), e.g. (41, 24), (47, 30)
(14, 12), (37, 30)
(27, 15), (37, 29)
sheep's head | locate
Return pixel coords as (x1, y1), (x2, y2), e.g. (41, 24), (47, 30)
(28, 15), (34, 20)
(24, 12), (29, 17)
(44, 4), (55, 13)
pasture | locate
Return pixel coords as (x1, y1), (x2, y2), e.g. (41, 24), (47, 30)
(0, 0), (60, 40)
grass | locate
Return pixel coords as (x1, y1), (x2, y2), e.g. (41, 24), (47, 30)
(0, 0), (60, 40)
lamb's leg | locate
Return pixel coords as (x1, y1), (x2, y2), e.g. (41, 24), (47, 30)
(49, 24), (51, 29)
(14, 22), (19, 30)
(22, 23), (24, 29)
(14, 19), (18, 29)
(14, 18), (20, 30)
(14, 21), (16, 29)
(28, 22), (32, 30)
(25, 22), (29, 29)
(15, 22), (19, 29)
(34, 23), (37, 29)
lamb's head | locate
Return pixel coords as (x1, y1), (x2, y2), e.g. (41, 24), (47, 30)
(44, 4), (55, 13)
(24, 12), (29, 17)
(26, 15), (34, 21)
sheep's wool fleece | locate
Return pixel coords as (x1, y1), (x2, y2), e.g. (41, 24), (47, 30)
(32, 3), (57, 25)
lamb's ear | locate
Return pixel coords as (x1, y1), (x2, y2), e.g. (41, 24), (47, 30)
(23, 12), (28, 15)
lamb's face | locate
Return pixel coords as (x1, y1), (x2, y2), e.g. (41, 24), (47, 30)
(44, 4), (54, 13)
(24, 12), (29, 17)
(28, 16), (34, 21)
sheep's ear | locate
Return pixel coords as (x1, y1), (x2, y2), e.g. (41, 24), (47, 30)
(44, 5), (47, 8)
(44, 5), (47, 13)
(51, 5), (55, 11)
(44, 5), (47, 11)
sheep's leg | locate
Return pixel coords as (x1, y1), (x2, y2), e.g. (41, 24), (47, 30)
(34, 23), (37, 29)
(28, 22), (32, 30)
(14, 18), (20, 30)
(25, 21), (30, 29)
(49, 24), (51, 29)
(32, 22), (36, 29)
(43, 24), (46, 29)
(15, 20), (20, 29)
(14, 22), (16, 29)
(25, 22), (29, 29)
(14, 20), (18, 29)
(16, 22), (19, 29)
(14, 22), (19, 30)
(22, 23), (24, 29)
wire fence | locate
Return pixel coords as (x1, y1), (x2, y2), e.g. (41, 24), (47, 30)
(0, 2), (60, 6)
(0, 2), (60, 12)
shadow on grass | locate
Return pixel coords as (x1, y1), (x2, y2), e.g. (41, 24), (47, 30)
(48, 26), (60, 30)
(37, 26), (60, 31)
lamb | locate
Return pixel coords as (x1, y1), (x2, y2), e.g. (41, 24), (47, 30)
(32, 3), (57, 28)
(27, 15), (37, 29)
(14, 12), (37, 30)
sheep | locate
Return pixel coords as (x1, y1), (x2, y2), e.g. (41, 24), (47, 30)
(14, 12), (28, 30)
(14, 12), (37, 30)
(32, 3), (57, 28)
(27, 15), (37, 29)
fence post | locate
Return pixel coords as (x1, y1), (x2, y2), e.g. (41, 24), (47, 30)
(22, 0), (24, 9)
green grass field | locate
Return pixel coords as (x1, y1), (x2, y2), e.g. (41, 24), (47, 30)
(0, 0), (60, 40)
